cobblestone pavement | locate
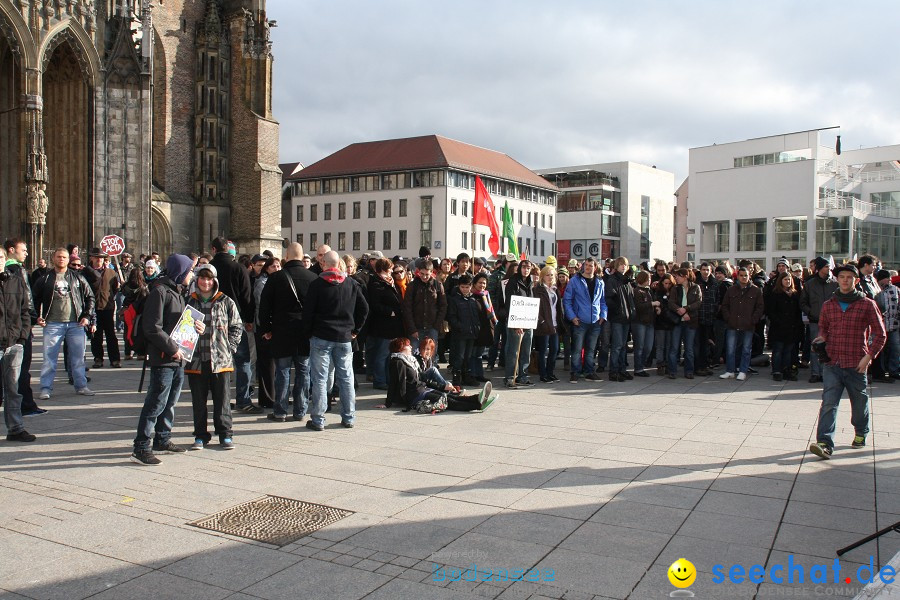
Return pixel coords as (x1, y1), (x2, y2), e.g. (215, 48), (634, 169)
(2, 333), (899, 599)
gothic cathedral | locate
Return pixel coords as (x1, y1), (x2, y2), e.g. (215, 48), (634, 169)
(0, 0), (283, 265)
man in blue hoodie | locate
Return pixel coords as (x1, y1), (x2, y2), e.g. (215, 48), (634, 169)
(130, 254), (202, 466)
(562, 257), (608, 383)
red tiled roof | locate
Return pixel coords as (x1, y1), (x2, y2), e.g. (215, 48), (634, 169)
(285, 135), (557, 191)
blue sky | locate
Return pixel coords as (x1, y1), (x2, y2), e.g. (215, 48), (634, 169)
(270, 0), (900, 183)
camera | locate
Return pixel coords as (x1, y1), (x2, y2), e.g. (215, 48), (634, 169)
(811, 339), (831, 364)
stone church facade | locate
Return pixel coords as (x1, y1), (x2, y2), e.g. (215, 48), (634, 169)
(0, 0), (283, 266)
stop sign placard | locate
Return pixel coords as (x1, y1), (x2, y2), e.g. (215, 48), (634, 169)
(100, 234), (126, 257)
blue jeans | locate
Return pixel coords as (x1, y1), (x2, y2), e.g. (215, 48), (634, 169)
(365, 336), (391, 386)
(668, 323), (696, 376)
(233, 330), (252, 407)
(274, 354), (310, 418)
(133, 366), (184, 452)
(533, 333), (559, 378)
(450, 337), (475, 373)
(414, 327), (439, 351)
(309, 337), (355, 427)
(504, 326), (533, 382)
(808, 323), (822, 377)
(632, 323), (654, 373)
(487, 325), (505, 367)
(423, 365), (449, 389)
(653, 329), (670, 366)
(469, 346), (487, 378)
(41, 321), (87, 391)
(1, 344), (25, 435)
(771, 340), (796, 375)
(725, 329), (753, 374)
(609, 322), (630, 373)
(570, 320), (602, 376)
(816, 364), (869, 450)
(882, 330), (899, 375)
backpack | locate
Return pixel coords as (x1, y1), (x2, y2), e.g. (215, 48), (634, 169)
(123, 293), (149, 355)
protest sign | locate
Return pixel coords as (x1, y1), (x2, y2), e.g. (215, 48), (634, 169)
(169, 306), (204, 361)
(507, 296), (540, 329)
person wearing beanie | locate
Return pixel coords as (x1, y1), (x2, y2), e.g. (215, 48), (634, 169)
(143, 258), (160, 281)
(874, 269), (899, 382)
(419, 246), (431, 259)
(130, 253), (201, 465)
(544, 255), (558, 270)
(185, 264), (243, 450)
(800, 256), (838, 383)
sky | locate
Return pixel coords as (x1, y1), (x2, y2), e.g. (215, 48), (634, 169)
(270, 0), (900, 185)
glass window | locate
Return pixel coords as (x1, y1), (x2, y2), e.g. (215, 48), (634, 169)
(815, 217), (850, 256)
(399, 198), (407, 217)
(701, 221), (730, 253)
(310, 205), (317, 221)
(310, 233), (317, 250)
(549, 216), (553, 229)
(541, 214), (546, 228)
(324, 204), (331, 221)
(368, 201), (376, 219)
(462, 200), (468, 218)
(353, 202), (360, 219)
(480, 234), (486, 252)
(399, 230), (407, 249)
(367, 231), (375, 250)
(383, 230), (391, 250)
(337, 232), (346, 251)
(540, 239), (545, 256)
(296, 233), (303, 246)
(338, 202), (346, 220)
(737, 220), (766, 252)
(461, 231), (467, 249)
(527, 212), (531, 226)
(518, 210), (523, 225)
(640, 195), (650, 259)
(774, 217), (807, 252)
(451, 198), (457, 215)
(323, 232), (331, 246)
(421, 196), (432, 248)
(353, 231), (360, 251)
(296, 205), (303, 222)
(384, 200), (391, 218)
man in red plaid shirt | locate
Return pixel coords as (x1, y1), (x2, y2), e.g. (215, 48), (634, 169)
(809, 264), (886, 459)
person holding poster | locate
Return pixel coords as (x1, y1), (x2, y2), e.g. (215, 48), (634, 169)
(503, 260), (536, 388)
(185, 264), (243, 451)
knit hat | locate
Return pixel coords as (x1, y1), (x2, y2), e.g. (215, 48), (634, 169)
(812, 256), (829, 272)
(777, 257), (790, 268)
(226, 241), (236, 257)
(144, 258), (159, 273)
(545, 255), (558, 269)
(875, 269), (892, 282)
(195, 263), (218, 279)
(791, 264), (804, 272)
(166, 254), (195, 285)
(567, 259), (578, 268)
(419, 246), (431, 258)
(505, 253), (517, 262)
(557, 268), (569, 276)
(833, 264), (860, 278)
(714, 265), (730, 277)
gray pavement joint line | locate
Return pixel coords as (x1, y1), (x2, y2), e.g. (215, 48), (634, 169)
(750, 420), (817, 600)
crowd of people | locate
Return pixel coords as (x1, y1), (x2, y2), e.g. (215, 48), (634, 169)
(0, 235), (896, 464)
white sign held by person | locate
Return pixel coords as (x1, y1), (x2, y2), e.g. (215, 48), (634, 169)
(507, 296), (540, 329)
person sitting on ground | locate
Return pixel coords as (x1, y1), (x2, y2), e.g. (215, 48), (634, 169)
(383, 337), (494, 413)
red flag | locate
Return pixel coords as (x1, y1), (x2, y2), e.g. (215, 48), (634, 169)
(473, 175), (501, 257)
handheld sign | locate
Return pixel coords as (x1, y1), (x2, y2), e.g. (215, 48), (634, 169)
(100, 234), (125, 257)
(507, 296), (540, 329)
(169, 306), (204, 361)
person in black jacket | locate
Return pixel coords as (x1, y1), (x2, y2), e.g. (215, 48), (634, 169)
(365, 257), (404, 390)
(605, 257), (636, 382)
(130, 254), (202, 465)
(258, 243), (318, 421)
(446, 274), (481, 386)
(302, 251), (369, 430)
(0, 249), (36, 442)
(209, 237), (260, 414)
(765, 272), (804, 381)
(503, 260), (535, 388)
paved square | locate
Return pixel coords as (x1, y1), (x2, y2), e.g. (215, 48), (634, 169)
(2, 334), (899, 599)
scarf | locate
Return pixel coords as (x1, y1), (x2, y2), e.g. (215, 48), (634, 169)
(320, 268), (347, 284)
(474, 290), (497, 325)
(396, 276), (407, 298)
(834, 288), (865, 304)
(391, 351), (420, 374)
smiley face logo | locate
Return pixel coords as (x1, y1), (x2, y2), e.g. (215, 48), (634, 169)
(668, 558), (696, 588)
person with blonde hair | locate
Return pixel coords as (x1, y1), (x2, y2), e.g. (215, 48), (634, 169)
(534, 266), (565, 383)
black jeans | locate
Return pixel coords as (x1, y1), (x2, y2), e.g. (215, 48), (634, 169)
(188, 362), (233, 443)
(91, 309), (121, 363)
(695, 322), (715, 370)
(254, 332), (275, 407)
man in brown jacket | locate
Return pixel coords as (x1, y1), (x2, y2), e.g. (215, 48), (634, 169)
(402, 258), (447, 348)
(87, 248), (121, 368)
(719, 267), (764, 380)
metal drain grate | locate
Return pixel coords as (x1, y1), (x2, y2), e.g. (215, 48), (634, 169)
(189, 495), (353, 546)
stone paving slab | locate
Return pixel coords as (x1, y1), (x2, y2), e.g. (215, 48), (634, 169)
(2, 332), (900, 598)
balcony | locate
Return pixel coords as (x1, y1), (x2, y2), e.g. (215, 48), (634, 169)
(853, 199), (900, 220)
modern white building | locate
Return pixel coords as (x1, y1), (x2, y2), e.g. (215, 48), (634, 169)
(285, 135), (558, 261)
(688, 128), (900, 271)
(535, 162), (675, 265)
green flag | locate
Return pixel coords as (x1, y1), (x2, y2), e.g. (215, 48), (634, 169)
(502, 201), (518, 256)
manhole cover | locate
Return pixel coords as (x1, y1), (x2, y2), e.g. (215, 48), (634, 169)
(189, 495), (353, 546)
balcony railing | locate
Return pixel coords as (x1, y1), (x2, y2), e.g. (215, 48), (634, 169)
(860, 169), (900, 183)
(854, 200), (900, 219)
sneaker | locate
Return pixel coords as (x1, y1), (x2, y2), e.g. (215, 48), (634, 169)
(517, 379), (534, 387)
(736, 372), (747, 381)
(666, 373), (676, 379)
(190, 439), (205, 451)
(569, 373), (578, 384)
(267, 413), (286, 422)
(6, 430), (36, 442)
(130, 450), (161, 466)
(239, 404), (264, 414)
(719, 372), (735, 379)
(747, 367), (758, 375)
(809, 375), (823, 383)
(76, 387), (95, 396)
(773, 373), (783, 381)
(478, 381), (493, 407)
(621, 371), (634, 380)
(851, 435), (866, 448)
(480, 393), (497, 412)
(539, 376), (551, 383)
(341, 422), (354, 428)
(504, 379), (517, 388)
(220, 438), (235, 450)
(23, 408), (48, 416)
(39, 389), (51, 400)
(110, 361), (122, 368)
(548, 374), (560, 382)
(305, 420), (324, 432)
(585, 373), (603, 382)
(153, 441), (186, 454)
(809, 442), (832, 460)
(93, 360), (103, 369)
(634, 370), (650, 377)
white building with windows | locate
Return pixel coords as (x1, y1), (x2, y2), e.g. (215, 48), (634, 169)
(688, 128), (900, 271)
(285, 135), (558, 261)
(536, 162), (675, 265)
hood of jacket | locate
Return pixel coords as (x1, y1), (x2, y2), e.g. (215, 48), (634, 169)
(320, 268), (347, 285)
